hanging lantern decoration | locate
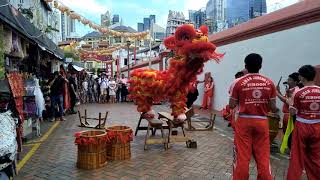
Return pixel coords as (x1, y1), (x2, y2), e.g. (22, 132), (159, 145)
(81, 19), (90, 25)
(52, 1), (150, 39)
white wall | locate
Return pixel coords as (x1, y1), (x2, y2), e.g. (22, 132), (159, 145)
(195, 22), (320, 110)
(150, 63), (159, 70)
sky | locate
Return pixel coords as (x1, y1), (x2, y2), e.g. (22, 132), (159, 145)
(59, 0), (300, 37)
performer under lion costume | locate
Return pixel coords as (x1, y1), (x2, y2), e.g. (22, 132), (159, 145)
(128, 24), (223, 123)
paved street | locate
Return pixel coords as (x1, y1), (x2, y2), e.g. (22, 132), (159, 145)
(16, 103), (292, 180)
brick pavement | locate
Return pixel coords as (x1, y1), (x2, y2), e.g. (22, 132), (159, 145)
(15, 103), (296, 180)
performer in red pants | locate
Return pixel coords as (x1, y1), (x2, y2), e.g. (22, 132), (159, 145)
(276, 72), (299, 150)
(201, 76), (214, 109)
(229, 53), (277, 180)
(287, 65), (320, 180)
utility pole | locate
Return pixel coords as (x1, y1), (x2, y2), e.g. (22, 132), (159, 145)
(148, 22), (153, 69)
(126, 40), (131, 78)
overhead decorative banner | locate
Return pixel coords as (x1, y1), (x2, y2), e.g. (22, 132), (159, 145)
(81, 52), (113, 62)
(50, 0), (150, 39)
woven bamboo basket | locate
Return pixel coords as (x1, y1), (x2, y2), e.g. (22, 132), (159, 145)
(76, 130), (107, 169)
(268, 113), (280, 143)
(106, 126), (132, 161)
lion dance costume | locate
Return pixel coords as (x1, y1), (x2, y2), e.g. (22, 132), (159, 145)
(128, 25), (223, 122)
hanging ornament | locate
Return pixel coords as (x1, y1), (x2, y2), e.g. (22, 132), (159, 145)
(81, 19), (90, 25)
(53, 1), (58, 7)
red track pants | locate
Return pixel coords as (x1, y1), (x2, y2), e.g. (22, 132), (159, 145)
(201, 92), (213, 109)
(287, 121), (320, 180)
(233, 117), (273, 180)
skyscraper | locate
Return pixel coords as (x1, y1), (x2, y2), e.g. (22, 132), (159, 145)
(143, 18), (150, 30)
(250, 0), (267, 18)
(61, 13), (66, 41)
(166, 10), (186, 36)
(137, 23), (144, 32)
(194, 8), (206, 29)
(188, 10), (196, 25)
(101, 11), (111, 27)
(61, 11), (76, 41)
(226, 0), (266, 27)
(112, 14), (120, 24)
(149, 15), (156, 24)
(206, 0), (227, 33)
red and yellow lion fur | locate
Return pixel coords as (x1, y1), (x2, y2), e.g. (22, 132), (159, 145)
(128, 24), (223, 122)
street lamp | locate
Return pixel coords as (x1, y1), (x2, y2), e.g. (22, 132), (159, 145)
(126, 40), (131, 78)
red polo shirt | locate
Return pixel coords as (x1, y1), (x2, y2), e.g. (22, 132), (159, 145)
(230, 73), (276, 117)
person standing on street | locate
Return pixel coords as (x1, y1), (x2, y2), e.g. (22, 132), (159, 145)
(68, 72), (78, 114)
(114, 75), (121, 102)
(229, 53), (277, 180)
(99, 74), (109, 103)
(186, 81), (199, 108)
(49, 71), (69, 121)
(287, 65), (320, 180)
(108, 77), (117, 103)
(276, 72), (299, 150)
(201, 76), (214, 110)
(120, 74), (128, 102)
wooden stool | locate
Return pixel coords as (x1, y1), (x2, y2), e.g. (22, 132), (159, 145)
(144, 119), (167, 150)
(186, 110), (216, 131)
(158, 112), (190, 149)
(78, 109), (108, 129)
(135, 112), (153, 136)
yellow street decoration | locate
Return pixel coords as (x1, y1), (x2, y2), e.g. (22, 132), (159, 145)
(280, 115), (294, 154)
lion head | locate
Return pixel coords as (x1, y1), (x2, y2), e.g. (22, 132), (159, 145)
(164, 24), (223, 64)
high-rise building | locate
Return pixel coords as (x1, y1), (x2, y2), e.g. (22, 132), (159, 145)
(61, 13), (66, 41)
(188, 10), (196, 25)
(143, 18), (150, 30)
(61, 11), (77, 41)
(206, 0), (227, 33)
(226, 0), (266, 28)
(112, 14), (120, 24)
(166, 10), (186, 36)
(194, 8), (206, 29)
(101, 11), (111, 27)
(149, 15), (156, 24)
(67, 12), (76, 36)
(250, 0), (267, 18)
(206, 0), (226, 21)
(137, 23), (144, 32)
(151, 23), (166, 40)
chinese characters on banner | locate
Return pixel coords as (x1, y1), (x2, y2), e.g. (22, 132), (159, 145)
(106, 62), (113, 77)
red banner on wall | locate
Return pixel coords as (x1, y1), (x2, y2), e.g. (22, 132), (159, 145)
(106, 61), (113, 77)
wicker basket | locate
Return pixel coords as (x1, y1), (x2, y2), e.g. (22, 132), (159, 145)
(106, 126), (132, 161)
(268, 114), (280, 143)
(76, 130), (107, 169)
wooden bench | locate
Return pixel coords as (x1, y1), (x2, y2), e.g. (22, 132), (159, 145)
(144, 118), (167, 150)
(157, 111), (191, 148)
(78, 109), (108, 129)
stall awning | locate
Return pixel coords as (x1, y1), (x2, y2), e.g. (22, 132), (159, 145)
(72, 64), (84, 72)
(0, 1), (64, 60)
